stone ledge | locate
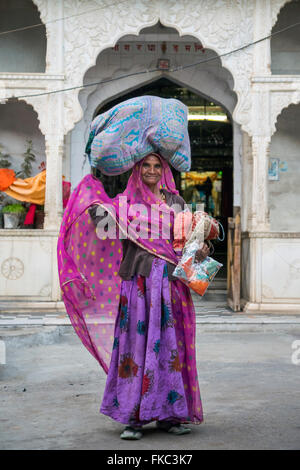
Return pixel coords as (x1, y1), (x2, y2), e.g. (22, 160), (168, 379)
(1, 313), (300, 327)
(0, 301), (66, 314)
(243, 301), (300, 315)
(242, 231), (300, 238)
(0, 229), (59, 237)
(252, 75), (300, 83)
(0, 73), (65, 80)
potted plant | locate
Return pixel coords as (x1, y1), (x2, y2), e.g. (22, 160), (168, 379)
(2, 203), (26, 229)
(0, 144), (12, 169)
(16, 139), (36, 179)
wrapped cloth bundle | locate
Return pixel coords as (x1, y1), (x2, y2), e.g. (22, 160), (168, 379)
(85, 95), (191, 175)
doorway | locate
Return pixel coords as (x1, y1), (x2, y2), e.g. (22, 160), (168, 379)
(92, 78), (233, 279)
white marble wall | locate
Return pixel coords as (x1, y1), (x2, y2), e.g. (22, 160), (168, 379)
(0, 231), (60, 304)
(261, 238), (300, 302)
(242, 234), (300, 313)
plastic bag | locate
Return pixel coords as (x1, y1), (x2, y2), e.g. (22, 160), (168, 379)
(173, 240), (223, 296)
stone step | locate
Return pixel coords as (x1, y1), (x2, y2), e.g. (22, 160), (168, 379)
(211, 278), (227, 289)
(202, 290), (227, 302)
(191, 288), (227, 304)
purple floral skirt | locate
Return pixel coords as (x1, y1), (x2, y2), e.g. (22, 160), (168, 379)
(100, 258), (203, 426)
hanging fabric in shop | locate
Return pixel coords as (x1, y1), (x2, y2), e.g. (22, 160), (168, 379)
(2, 170), (46, 205)
(184, 171), (217, 185)
(0, 169), (71, 208)
(0, 168), (16, 191)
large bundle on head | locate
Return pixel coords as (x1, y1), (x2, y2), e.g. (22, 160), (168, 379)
(85, 95), (191, 175)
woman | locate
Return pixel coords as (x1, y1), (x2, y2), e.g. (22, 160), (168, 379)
(57, 153), (208, 441)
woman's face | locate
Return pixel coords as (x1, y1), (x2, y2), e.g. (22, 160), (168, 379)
(141, 154), (162, 187)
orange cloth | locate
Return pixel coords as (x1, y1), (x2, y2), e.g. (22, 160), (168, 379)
(3, 170), (46, 205)
(0, 169), (16, 191)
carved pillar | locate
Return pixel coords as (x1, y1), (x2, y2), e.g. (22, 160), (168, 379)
(34, 0), (64, 74)
(253, 0), (272, 75)
(44, 135), (63, 230)
(43, 94), (64, 231)
(250, 135), (271, 232)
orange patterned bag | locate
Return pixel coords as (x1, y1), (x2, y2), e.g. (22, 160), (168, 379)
(173, 240), (223, 296)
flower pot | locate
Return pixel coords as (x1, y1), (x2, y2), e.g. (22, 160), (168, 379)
(3, 213), (21, 229)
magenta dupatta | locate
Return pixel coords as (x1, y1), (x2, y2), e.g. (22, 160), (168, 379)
(57, 156), (181, 373)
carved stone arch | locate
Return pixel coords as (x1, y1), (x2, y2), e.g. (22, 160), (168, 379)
(270, 91), (300, 137)
(90, 75), (163, 122)
(91, 72), (235, 122)
(0, 97), (42, 133)
(0, 97), (46, 176)
(1, 91), (52, 141)
(31, 0), (48, 26)
(271, 0), (294, 30)
(63, 0), (254, 135)
(82, 64), (236, 134)
(270, 0), (300, 75)
(77, 18), (238, 140)
(269, 100), (300, 233)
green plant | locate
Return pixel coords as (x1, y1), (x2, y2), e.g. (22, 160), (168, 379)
(0, 144), (12, 169)
(2, 203), (26, 214)
(17, 139), (36, 179)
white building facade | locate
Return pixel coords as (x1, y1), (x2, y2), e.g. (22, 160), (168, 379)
(0, 0), (300, 315)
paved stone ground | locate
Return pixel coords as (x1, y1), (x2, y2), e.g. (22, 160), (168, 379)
(1, 324), (300, 450)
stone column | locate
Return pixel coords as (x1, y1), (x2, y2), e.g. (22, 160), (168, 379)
(250, 135), (271, 232)
(43, 137), (64, 230)
(43, 94), (64, 231)
(253, 0), (272, 75)
(233, 121), (242, 210)
(34, 0), (64, 75)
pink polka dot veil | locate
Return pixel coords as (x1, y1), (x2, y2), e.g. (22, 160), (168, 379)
(57, 156), (180, 373)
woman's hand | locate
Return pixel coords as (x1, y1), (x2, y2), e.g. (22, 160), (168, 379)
(194, 242), (210, 263)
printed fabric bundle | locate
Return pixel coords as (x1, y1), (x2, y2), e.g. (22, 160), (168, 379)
(85, 95), (191, 175)
(172, 240), (223, 296)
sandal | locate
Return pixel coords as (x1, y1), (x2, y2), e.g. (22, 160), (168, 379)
(120, 426), (143, 440)
(156, 421), (191, 435)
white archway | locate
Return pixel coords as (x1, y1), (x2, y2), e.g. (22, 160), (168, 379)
(61, 1), (255, 135)
(69, 23), (242, 209)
